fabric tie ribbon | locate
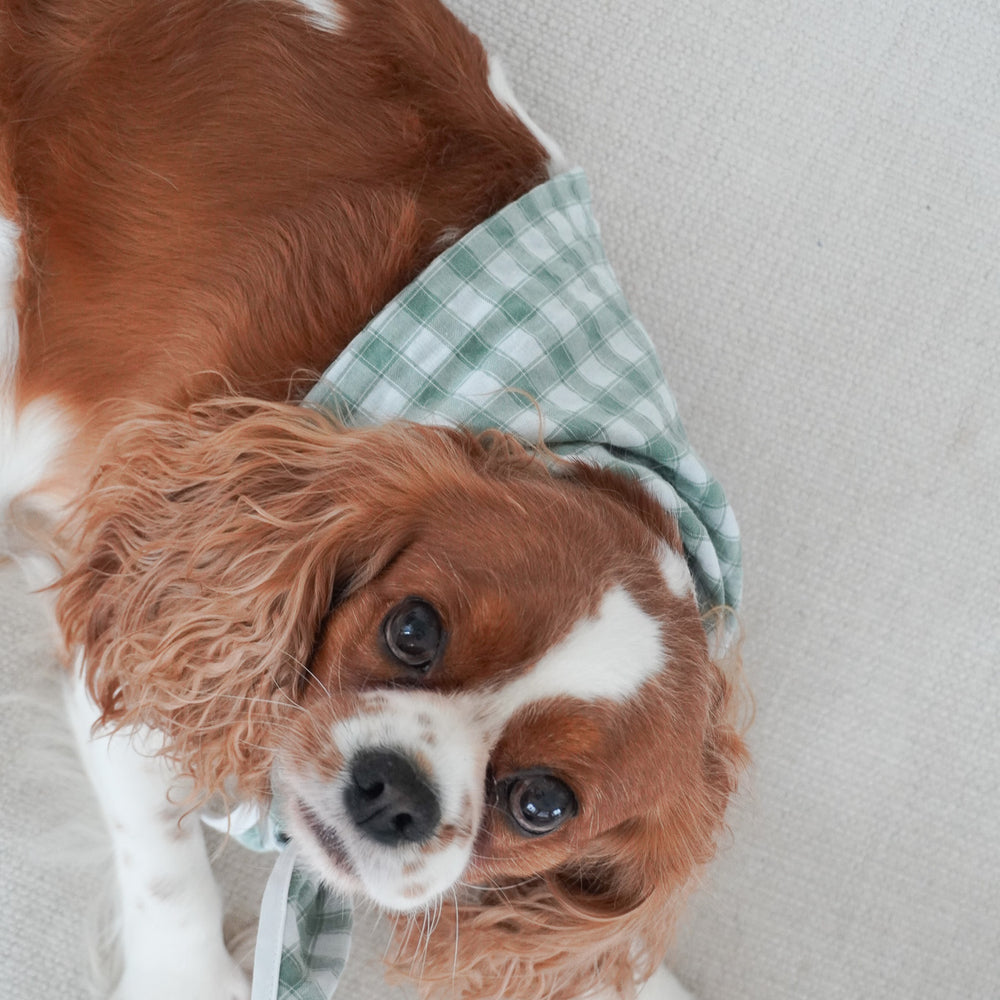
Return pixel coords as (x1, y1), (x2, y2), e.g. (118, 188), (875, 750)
(202, 803), (352, 1000)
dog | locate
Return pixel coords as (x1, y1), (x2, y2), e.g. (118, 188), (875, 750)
(0, 0), (747, 998)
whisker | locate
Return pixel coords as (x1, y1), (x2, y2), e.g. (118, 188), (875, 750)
(281, 651), (334, 700)
(297, 659), (333, 700)
(212, 693), (306, 712)
(456, 874), (536, 892)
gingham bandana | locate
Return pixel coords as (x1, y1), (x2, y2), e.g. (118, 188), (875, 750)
(243, 168), (742, 1000)
(306, 167), (741, 612)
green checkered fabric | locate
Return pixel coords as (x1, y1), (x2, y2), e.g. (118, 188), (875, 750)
(218, 804), (352, 1000)
(306, 168), (741, 613)
(275, 868), (351, 1000)
(241, 168), (742, 1000)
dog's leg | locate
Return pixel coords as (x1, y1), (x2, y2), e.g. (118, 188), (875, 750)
(66, 669), (251, 1000)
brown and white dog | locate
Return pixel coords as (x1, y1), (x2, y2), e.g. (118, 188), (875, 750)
(0, 1), (747, 998)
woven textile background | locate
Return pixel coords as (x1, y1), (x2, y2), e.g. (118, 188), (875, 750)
(2, 2), (998, 999)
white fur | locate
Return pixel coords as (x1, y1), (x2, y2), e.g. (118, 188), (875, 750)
(487, 56), (570, 176)
(0, 396), (71, 512)
(65, 672), (250, 1000)
(659, 542), (695, 599)
(287, 0), (343, 34)
(0, 216), (18, 374)
(0, 213), (27, 509)
(0, 215), (71, 573)
(492, 584), (666, 715)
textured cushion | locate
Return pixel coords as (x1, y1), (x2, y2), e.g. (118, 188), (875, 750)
(2, 1), (998, 998)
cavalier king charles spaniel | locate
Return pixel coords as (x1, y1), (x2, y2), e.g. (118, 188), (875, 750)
(0, 0), (747, 998)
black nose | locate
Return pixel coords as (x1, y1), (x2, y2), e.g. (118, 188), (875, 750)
(344, 748), (441, 846)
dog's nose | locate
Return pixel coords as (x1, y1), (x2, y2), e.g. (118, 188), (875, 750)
(345, 748), (441, 846)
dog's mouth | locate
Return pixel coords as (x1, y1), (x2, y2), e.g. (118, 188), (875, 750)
(298, 801), (353, 873)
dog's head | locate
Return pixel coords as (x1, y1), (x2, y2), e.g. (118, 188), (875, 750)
(59, 398), (746, 999)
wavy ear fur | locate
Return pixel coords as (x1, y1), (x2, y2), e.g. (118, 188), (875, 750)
(55, 398), (490, 798)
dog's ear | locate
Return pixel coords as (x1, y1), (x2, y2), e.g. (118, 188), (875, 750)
(56, 399), (425, 799)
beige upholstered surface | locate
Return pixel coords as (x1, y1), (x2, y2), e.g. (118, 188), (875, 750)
(3, 1), (999, 998)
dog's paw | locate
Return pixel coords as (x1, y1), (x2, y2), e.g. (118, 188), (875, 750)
(111, 952), (250, 1000)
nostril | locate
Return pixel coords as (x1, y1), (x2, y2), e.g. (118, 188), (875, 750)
(357, 778), (385, 801)
(345, 748), (441, 847)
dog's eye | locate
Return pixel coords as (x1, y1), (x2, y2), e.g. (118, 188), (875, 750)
(382, 598), (444, 671)
(504, 773), (577, 836)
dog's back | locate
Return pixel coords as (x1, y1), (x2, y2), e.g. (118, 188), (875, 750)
(0, 0), (548, 478)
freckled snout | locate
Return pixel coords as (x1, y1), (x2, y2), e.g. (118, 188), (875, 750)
(344, 748), (441, 846)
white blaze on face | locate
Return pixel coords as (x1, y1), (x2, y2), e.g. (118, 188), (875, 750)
(488, 585), (667, 719)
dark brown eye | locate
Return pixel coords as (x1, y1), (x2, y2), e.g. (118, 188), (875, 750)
(381, 598), (444, 671)
(504, 773), (577, 836)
